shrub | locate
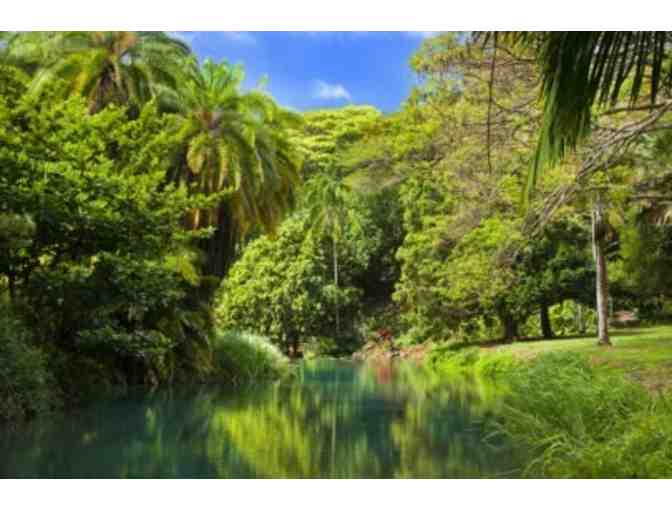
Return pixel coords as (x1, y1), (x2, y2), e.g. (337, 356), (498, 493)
(354, 303), (404, 345)
(303, 336), (340, 359)
(210, 330), (290, 384)
(216, 214), (363, 354)
(0, 310), (59, 422)
(302, 335), (361, 359)
(47, 350), (122, 406)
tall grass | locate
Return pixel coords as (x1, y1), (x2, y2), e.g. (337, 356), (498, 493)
(210, 330), (291, 384)
(427, 345), (520, 379)
(491, 352), (672, 478)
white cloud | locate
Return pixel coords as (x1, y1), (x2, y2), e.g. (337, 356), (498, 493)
(219, 31), (257, 44)
(168, 31), (256, 45)
(404, 31), (442, 39)
(313, 80), (352, 101)
(168, 31), (197, 44)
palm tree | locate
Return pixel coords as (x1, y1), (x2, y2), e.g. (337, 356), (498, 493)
(304, 173), (354, 336)
(173, 58), (302, 291)
(5, 31), (191, 112)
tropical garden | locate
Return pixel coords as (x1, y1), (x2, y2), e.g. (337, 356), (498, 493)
(1, 31), (672, 478)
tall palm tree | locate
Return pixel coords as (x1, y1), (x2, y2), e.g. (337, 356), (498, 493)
(5, 31), (191, 112)
(173, 58), (302, 289)
(304, 173), (354, 336)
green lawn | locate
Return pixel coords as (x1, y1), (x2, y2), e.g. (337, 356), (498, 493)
(484, 325), (672, 391)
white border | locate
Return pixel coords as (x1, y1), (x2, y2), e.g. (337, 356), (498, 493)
(2, 1), (671, 507)
(1, 0), (671, 30)
(0, 479), (668, 509)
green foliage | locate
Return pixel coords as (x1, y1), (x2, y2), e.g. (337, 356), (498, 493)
(302, 336), (341, 359)
(173, 58), (302, 281)
(293, 105), (381, 177)
(394, 34), (599, 343)
(394, 174), (527, 341)
(354, 187), (405, 298)
(484, 32), (672, 192)
(491, 351), (672, 477)
(427, 346), (481, 375)
(521, 300), (597, 337)
(0, 308), (59, 422)
(355, 302), (405, 345)
(621, 220), (672, 301)
(580, 406), (672, 477)
(216, 212), (368, 352)
(210, 330), (290, 383)
(394, 35), (538, 341)
(0, 63), (217, 393)
(6, 31), (192, 113)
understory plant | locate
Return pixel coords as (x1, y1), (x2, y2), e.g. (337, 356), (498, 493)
(210, 330), (291, 384)
(0, 308), (59, 422)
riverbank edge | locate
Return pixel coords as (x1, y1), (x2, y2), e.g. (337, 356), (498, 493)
(352, 325), (672, 392)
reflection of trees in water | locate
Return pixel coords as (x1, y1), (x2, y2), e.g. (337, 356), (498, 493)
(0, 386), (224, 477)
(207, 361), (515, 477)
(0, 361), (517, 478)
(209, 383), (382, 477)
(356, 361), (515, 477)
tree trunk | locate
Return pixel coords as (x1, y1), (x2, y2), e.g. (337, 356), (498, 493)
(292, 335), (300, 359)
(540, 300), (554, 339)
(333, 235), (340, 337)
(575, 303), (586, 334)
(592, 197), (611, 346)
(7, 273), (15, 302)
(500, 311), (518, 342)
(193, 203), (239, 303)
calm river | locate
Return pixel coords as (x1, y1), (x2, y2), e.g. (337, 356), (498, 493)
(0, 359), (520, 478)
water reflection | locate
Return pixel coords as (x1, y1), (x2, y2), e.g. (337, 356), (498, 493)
(0, 360), (518, 478)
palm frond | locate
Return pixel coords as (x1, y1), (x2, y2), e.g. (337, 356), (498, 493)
(478, 31), (672, 196)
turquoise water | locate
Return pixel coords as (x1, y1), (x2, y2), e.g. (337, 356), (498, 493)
(0, 360), (519, 478)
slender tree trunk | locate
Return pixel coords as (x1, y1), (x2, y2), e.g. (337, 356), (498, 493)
(292, 335), (300, 359)
(333, 235), (340, 337)
(500, 311), (518, 342)
(7, 273), (15, 302)
(575, 303), (586, 334)
(592, 196), (611, 346)
(540, 300), (554, 339)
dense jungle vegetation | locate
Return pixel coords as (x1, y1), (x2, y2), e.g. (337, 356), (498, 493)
(2, 31), (672, 477)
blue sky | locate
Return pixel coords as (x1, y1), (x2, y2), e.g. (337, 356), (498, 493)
(172, 31), (439, 113)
